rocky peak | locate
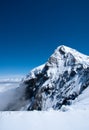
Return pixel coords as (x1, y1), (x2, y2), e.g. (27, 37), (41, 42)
(4, 45), (89, 111)
(20, 45), (89, 111)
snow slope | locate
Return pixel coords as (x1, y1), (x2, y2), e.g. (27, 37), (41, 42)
(70, 86), (89, 110)
(0, 110), (89, 130)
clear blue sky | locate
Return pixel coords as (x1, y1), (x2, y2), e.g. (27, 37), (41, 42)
(0, 0), (89, 75)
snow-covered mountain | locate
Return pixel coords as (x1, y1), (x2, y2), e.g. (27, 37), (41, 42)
(19, 45), (89, 111)
(1, 45), (89, 111)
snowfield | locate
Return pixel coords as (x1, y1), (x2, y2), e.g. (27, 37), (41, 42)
(0, 110), (89, 130)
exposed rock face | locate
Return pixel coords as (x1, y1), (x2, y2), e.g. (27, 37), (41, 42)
(20, 45), (89, 110)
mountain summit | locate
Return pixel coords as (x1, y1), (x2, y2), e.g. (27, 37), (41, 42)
(2, 45), (89, 111)
(19, 45), (89, 110)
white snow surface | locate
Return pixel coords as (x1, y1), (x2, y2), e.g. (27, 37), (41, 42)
(56, 45), (89, 65)
(0, 110), (89, 130)
(71, 85), (89, 110)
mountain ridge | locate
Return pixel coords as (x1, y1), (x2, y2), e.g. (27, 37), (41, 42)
(1, 45), (89, 111)
(20, 45), (89, 111)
